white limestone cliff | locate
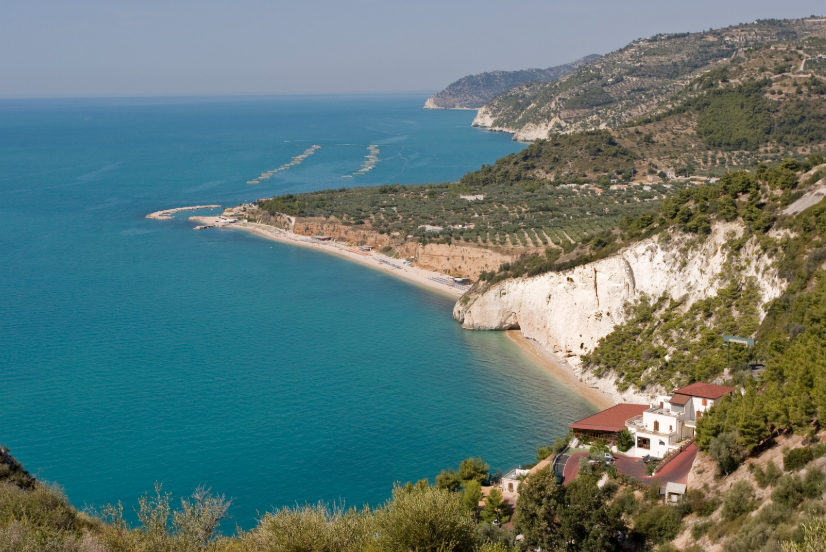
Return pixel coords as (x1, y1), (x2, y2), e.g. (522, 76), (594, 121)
(453, 223), (786, 402)
(472, 106), (556, 142)
(471, 106), (497, 129)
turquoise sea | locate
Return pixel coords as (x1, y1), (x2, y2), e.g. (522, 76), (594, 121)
(0, 95), (597, 528)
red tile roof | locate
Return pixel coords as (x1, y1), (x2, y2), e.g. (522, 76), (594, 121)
(568, 404), (649, 433)
(672, 382), (735, 400)
(669, 393), (691, 405)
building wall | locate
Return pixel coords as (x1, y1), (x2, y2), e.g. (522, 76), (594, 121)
(631, 430), (673, 458)
(688, 396), (716, 420)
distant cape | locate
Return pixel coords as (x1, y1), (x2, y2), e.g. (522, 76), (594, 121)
(424, 54), (601, 110)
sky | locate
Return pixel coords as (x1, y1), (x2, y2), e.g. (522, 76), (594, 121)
(2, 0), (824, 98)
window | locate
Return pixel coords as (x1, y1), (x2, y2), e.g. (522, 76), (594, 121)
(637, 437), (650, 450)
(654, 420), (659, 432)
(669, 425), (673, 432)
(702, 398), (707, 406)
(696, 410), (702, 420)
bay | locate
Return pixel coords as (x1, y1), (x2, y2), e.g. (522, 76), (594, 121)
(0, 94), (597, 528)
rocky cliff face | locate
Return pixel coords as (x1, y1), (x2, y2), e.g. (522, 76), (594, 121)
(243, 208), (526, 279)
(472, 104), (566, 142)
(453, 223), (786, 401)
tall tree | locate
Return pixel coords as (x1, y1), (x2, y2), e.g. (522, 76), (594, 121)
(513, 466), (565, 552)
(458, 457), (489, 485)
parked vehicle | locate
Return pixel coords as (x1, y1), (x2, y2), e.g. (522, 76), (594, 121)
(642, 455), (656, 464)
(604, 453), (615, 464)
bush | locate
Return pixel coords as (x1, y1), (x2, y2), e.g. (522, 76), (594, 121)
(781, 517), (826, 552)
(536, 446), (552, 461)
(375, 483), (476, 552)
(683, 488), (719, 517)
(784, 447), (815, 471)
(802, 468), (826, 499)
(722, 481), (756, 521)
(633, 505), (683, 545)
(691, 520), (713, 540)
(617, 429), (634, 453)
(709, 432), (747, 475)
(772, 474), (805, 508)
(251, 502), (373, 552)
(750, 460), (783, 488)
(0, 483), (86, 536)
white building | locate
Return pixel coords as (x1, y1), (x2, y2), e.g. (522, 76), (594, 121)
(626, 383), (735, 459)
(501, 468), (530, 494)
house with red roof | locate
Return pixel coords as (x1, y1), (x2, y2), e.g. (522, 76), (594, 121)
(568, 382), (736, 459)
(569, 404), (649, 443)
(625, 382), (735, 459)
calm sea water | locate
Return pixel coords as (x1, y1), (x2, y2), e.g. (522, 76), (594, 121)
(0, 95), (597, 528)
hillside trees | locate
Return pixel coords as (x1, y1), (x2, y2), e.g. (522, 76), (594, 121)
(514, 466), (626, 552)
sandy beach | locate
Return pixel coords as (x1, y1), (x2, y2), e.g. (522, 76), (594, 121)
(506, 330), (615, 410)
(189, 217), (470, 298)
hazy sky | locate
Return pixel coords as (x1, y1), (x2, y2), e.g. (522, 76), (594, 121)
(2, 0), (824, 98)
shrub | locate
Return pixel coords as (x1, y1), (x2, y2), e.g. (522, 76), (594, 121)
(802, 468), (826, 499)
(536, 446), (552, 461)
(617, 429), (634, 452)
(0, 482), (86, 535)
(750, 460), (783, 488)
(780, 517), (826, 552)
(374, 483), (476, 552)
(683, 488), (719, 517)
(251, 502), (373, 552)
(709, 432), (747, 475)
(633, 505), (682, 545)
(784, 447), (815, 471)
(691, 520), (713, 540)
(722, 481), (756, 521)
(772, 474), (805, 508)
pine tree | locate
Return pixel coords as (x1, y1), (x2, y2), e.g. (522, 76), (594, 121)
(513, 466), (565, 551)
(480, 488), (510, 523)
(737, 387), (770, 450)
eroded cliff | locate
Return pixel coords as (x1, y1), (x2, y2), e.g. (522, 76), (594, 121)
(453, 223), (786, 401)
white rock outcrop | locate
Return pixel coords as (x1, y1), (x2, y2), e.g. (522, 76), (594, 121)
(471, 106), (496, 128)
(454, 223), (786, 400)
(471, 106), (555, 142)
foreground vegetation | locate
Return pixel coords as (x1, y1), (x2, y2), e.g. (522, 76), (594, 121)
(3, 429), (824, 552)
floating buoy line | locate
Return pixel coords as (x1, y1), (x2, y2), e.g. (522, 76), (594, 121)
(247, 145), (321, 184)
(342, 144), (379, 178)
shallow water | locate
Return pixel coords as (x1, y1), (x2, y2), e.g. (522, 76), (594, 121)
(0, 95), (597, 528)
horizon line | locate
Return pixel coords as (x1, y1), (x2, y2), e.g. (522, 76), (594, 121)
(0, 91), (440, 102)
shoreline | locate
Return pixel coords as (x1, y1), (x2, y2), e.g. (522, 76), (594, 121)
(191, 217), (469, 298)
(505, 330), (616, 411)
(156, 211), (616, 409)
